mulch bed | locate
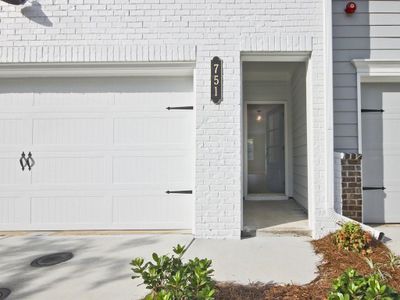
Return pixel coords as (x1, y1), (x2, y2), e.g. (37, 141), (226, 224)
(215, 234), (400, 300)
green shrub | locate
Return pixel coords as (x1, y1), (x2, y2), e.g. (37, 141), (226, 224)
(334, 222), (373, 254)
(131, 244), (215, 300)
(328, 269), (400, 300)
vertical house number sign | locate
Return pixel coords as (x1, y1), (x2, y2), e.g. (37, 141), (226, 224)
(211, 56), (223, 104)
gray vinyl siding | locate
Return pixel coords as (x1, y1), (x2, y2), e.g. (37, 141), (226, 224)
(291, 64), (308, 209)
(333, 0), (400, 152)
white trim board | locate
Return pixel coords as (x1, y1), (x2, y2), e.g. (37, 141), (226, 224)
(352, 60), (400, 82)
(324, 0), (335, 218)
(352, 59), (400, 152)
(0, 62), (195, 78)
(241, 52), (311, 62)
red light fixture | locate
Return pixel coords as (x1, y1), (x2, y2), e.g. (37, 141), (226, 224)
(345, 2), (357, 14)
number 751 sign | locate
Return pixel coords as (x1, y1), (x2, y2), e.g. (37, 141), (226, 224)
(211, 56), (223, 104)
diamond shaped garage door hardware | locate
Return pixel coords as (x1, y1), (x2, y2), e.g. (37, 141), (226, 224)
(0, 288), (11, 300)
(31, 252), (73, 267)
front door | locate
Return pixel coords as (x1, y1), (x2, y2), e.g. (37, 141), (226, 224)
(246, 104), (285, 198)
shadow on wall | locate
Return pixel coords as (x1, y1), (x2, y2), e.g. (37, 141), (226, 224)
(21, 1), (52, 27)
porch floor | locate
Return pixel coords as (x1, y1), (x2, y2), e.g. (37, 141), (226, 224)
(243, 199), (310, 237)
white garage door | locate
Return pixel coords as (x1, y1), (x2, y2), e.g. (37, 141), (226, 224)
(362, 83), (400, 223)
(0, 76), (194, 230)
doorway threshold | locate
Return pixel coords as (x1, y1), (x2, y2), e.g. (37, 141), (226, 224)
(246, 194), (288, 201)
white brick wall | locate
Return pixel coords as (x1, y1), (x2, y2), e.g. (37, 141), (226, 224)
(0, 0), (330, 239)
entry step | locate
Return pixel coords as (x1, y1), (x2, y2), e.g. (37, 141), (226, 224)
(242, 226), (311, 238)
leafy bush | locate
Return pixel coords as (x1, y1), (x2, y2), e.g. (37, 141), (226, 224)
(131, 244), (215, 300)
(328, 269), (400, 300)
(334, 222), (373, 254)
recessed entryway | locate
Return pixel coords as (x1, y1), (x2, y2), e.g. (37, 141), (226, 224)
(241, 58), (310, 234)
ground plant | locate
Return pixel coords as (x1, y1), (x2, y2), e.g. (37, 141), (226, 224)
(131, 244), (215, 300)
(333, 222), (373, 254)
(328, 268), (400, 300)
(387, 252), (400, 271)
(365, 258), (392, 282)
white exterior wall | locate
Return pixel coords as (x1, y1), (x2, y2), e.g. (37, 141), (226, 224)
(291, 64), (308, 210)
(0, 0), (331, 239)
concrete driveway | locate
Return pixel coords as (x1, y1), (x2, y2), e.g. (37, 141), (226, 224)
(0, 232), (319, 300)
(372, 225), (400, 255)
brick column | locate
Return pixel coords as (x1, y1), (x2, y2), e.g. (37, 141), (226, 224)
(341, 153), (363, 222)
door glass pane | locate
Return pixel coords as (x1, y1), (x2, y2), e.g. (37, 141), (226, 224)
(247, 104), (285, 194)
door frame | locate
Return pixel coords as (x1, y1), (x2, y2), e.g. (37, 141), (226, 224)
(244, 101), (290, 200)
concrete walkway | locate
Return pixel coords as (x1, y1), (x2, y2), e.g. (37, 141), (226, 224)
(185, 235), (318, 285)
(0, 232), (319, 300)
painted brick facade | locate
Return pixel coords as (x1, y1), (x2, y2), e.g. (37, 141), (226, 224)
(0, 0), (331, 239)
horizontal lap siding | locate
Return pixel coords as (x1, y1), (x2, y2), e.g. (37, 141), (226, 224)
(333, 0), (400, 152)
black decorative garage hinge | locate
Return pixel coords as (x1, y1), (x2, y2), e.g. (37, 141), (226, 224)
(361, 109), (384, 113)
(166, 106), (193, 110)
(165, 190), (192, 194)
(363, 187), (386, 191)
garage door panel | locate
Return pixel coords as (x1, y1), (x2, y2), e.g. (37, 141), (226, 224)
(0, 93), (34, 107)
(385, 191), (400, 223)
(0, 197), (30, 225)
(112, 154), (192, 185)
(362, 114), (383, 149)
(0, 119), (25, 145)
(32, 156), (106, 184)
(33, 118), (106, 145)
(0, 75), (194, 230)
(0, 157), (29, 185)
(31, 196), (111, 226)
(34, 93), (113, 107)
(382, 93), (400, 109)
(114, 92), (192, 108)
(114, 115), (192, 146)
(384, 156), (400, 181)
(362, 159), (383, 187)
(363, 190), (385, 223)
(112, 196), (192, 228)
